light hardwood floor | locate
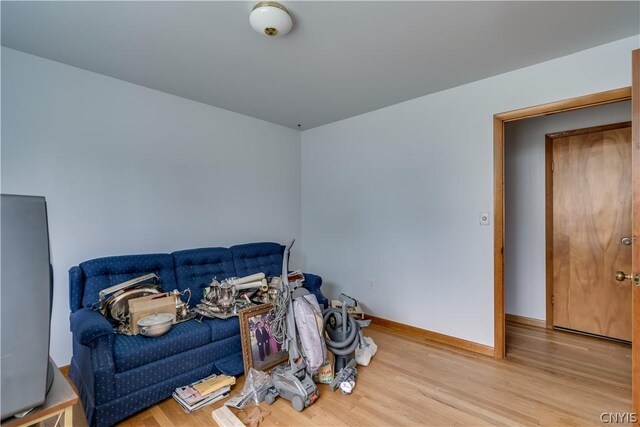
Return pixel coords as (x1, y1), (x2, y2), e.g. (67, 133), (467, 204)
(65, 322), (631, 426)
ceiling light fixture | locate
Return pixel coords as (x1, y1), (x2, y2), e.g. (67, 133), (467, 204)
(250, 2), (292, 37)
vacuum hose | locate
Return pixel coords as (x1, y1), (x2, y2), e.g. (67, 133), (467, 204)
(323, 309), (360, 356)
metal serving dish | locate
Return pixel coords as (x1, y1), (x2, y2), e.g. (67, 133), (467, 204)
(100, 285), (163, 323)
(137, 313), (174, 337)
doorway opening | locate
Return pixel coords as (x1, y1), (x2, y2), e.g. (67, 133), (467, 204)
(493, 87), (632, 359)
(504, 107), (632, 347)
(497, 91), (635, 412)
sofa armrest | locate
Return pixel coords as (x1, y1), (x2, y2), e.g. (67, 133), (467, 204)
(70, 308), (114, 347)
(303, 273), (329, 309)
(69, 266), (84, 312)
(70, 308), (116, 405)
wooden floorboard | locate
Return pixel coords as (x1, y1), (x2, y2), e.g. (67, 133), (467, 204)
(63, 322), (631, 426)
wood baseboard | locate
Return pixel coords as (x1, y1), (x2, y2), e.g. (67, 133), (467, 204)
(506, 313), (547, 329)
(367, 315), (494, 357)
(59, 364), (70, 377)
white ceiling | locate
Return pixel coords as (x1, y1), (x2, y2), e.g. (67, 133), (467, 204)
(2, 1), (639, 130)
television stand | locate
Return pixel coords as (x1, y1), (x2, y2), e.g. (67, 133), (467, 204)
(1, 363), (78, 427)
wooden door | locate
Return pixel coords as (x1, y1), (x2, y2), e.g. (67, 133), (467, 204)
(551, 123), (632, 341)
(631, 48), (639, 424)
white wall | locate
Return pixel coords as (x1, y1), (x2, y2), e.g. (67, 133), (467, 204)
(504, 102), (631, 321)
(3, 35), (638, 365)
(1, 47), (302, 365)
(300, 36), (639, 347)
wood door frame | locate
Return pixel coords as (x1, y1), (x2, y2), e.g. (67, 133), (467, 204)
(493, 87), (632, 360)
(544, 121), (632, 331)
(631, 48), (639, 424)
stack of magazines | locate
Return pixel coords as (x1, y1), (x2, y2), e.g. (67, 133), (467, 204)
(172, 373), (236, 413)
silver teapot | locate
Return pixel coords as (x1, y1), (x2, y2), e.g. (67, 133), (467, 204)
(217, 282), (236, 313)
(170, 288), (191, 321)
(203, 275), (268, 314)
(204, 278), (222, 303)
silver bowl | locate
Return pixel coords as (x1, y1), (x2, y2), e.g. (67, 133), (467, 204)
(138, 313), (174, 337)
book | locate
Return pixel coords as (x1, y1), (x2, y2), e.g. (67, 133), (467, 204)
(173, 387), (230, 413)
(193, 374), (236, 396)
(175, 384), (210, 406)
(173, 373), (236, 413)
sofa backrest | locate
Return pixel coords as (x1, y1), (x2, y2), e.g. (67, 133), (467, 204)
(172, 247), (236, 306)
(231, 242), (284, 278)
(69, 242), (286, 312)
(73, 253), (177, 311)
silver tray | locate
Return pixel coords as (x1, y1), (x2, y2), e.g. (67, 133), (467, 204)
(100, 285), (163, 323)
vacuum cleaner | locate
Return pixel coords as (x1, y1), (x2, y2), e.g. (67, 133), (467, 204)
(323, 293), (371, 371)
(264, 240), (319, 411)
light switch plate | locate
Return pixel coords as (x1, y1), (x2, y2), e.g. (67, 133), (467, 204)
(480, 212), (490, 225)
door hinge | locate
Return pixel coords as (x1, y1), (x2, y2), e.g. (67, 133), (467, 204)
(551, 161), (554, 172)
(551, 295), (555, 305)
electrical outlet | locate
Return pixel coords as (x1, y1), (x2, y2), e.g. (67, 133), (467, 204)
(480, 212), (490, 225)
(368, 279), (374, 291)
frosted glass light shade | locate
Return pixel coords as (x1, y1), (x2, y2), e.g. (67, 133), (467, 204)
(250, 2), (292, 37)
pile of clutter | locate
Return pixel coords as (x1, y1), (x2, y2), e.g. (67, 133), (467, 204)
(165, 239), (377, 426)
(194, 271), (305, 320)
(173, 373), (236, 413)
(320, 293), (377, 395)
(194, 273), (268, 319)
(209, 292), (376, 426)
(211, 240), (377, 427)
(95, 273), (193, 337)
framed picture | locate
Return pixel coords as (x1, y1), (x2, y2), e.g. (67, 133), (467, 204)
(239, 303), (288, 373)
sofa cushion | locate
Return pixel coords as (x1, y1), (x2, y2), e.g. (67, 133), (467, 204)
(113, 320), (211, 372)
(231, 242), (284, 278)
(172, 247), (236, 306)
(80, 254), (177, 309)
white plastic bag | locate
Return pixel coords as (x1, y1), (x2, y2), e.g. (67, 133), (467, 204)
(225, 368), (271, 409)
(355, 336), (377, 366)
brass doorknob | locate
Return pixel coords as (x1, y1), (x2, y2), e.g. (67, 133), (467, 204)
(615, 271), (632, 281)
(615, 271), (640, 286)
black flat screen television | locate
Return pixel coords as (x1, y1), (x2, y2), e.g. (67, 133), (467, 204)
(1, 194), (54, 420)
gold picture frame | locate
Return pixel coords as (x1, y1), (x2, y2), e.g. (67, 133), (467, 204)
(238, 303), (288, 373)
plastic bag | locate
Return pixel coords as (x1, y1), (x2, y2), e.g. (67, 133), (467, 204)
(355, 336), (377, 366)
(312, 351), (335, 384)
(225, 369), (272, 409)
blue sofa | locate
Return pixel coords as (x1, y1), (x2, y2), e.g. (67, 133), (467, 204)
(68, 242), (327, 427)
